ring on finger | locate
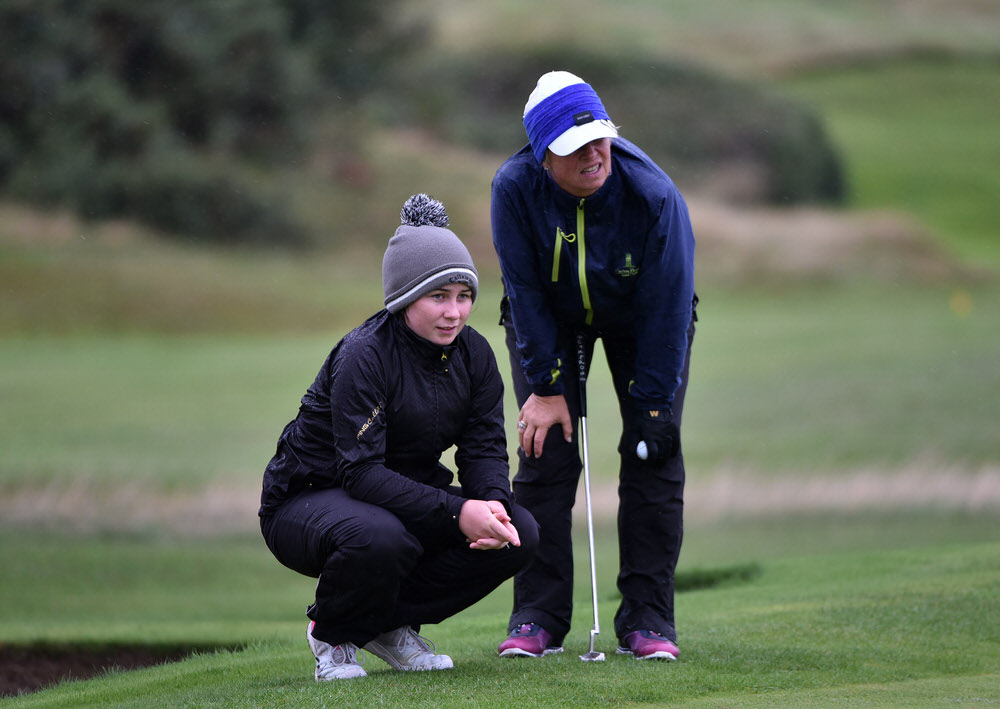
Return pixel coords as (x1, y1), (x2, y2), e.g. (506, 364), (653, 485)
(517, 420), (527, 430)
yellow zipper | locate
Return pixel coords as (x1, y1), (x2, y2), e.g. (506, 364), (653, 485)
(551, 200), (593, 325)
(577, 200), (593, 325)
(552, 228), (565, 282)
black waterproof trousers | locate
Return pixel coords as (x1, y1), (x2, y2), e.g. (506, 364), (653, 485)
(503, 316), (694, 646)
(261, 486), (538, 647)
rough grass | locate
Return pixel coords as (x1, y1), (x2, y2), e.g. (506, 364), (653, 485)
(427, 0), (1000, 78)
(0, 203), (377, 335)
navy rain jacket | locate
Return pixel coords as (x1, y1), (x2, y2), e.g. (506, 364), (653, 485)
(491, 138), (695, 410)
(259, 311), (512, 537)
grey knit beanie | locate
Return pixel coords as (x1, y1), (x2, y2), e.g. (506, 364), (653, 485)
(382, 194), (478, 313)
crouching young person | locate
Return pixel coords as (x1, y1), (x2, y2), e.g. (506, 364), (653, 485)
(259, 194), (538, 680)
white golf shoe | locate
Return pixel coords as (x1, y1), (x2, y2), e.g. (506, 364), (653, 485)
(364, 626), (454, 671)
(307, 621), (367, 680)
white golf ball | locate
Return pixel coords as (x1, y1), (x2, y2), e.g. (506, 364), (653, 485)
(636, 441), (648, 460)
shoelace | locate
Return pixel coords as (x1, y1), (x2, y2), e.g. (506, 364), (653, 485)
(513, 623), (536, 636)
(395, 627), (437, 655)
(331, 643), (366, 666)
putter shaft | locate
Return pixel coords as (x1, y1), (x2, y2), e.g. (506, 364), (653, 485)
(580, 414), (600, 642)
(576, 332), (604, 662)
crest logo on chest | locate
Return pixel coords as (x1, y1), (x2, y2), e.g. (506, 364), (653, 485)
(615, 253), (639, 278)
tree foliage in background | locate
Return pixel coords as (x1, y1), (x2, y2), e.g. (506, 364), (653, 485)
(278, 0), (424, 93)
(0, 0), (416, 243)
(1, 1), (844, 245)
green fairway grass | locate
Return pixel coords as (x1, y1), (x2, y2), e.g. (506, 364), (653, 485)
(2, 280), (996, 500)
(2, 525), (997, 707)
(5, 511), (996, 645)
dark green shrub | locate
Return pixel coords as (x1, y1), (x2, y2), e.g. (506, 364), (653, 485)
(0, 0), (327, 242)
(78, 151), (303, 244)
(278, 0), (426, 93)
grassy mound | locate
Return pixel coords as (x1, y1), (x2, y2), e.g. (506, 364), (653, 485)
(380, 48), (845, 204)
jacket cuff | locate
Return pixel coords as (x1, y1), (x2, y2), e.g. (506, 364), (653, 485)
(631, 396), (672, 416)
(445, 493), (466, 538)
(531, 380), (565, 398)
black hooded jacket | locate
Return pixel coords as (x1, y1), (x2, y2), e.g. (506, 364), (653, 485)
(259, 310), (512, 537)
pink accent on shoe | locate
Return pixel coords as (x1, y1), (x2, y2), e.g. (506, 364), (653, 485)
(497, 623), (564, 658)
(616, 630), (679, 661)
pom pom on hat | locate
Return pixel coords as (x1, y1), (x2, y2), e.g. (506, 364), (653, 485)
(382, 195), (478, 313)
(400, 193), (450, 228)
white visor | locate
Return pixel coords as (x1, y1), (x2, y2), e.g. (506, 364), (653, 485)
(546, 119), (618, 157)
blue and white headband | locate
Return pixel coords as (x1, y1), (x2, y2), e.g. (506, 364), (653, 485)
(523, 82), (613, 163)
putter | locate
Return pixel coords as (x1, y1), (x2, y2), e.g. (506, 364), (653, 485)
(576, 333), (606, 662)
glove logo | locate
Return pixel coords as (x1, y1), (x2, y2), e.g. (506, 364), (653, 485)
(633, 408), (679, 463)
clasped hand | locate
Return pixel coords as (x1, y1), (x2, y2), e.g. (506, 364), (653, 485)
(459, 499), (521, 550)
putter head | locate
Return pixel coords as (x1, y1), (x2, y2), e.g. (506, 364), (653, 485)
(580, 630), (605, 661)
